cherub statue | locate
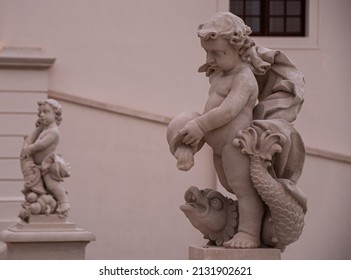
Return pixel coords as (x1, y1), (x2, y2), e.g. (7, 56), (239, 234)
(19, 99), (71, 221)
(167, 12), (307, 251)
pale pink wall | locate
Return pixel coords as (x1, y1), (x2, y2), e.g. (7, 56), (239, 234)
(0, 0), (217, 117)
(290, 0), (351, 156)
(283, 156), (351, 259)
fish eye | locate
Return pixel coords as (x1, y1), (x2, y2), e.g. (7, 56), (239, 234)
(210, 198), (223, 210)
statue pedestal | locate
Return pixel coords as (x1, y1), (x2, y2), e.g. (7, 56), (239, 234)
(189, 245), (281, 260)
(0, 215), (95, 260)
(0, 241), (6, 260)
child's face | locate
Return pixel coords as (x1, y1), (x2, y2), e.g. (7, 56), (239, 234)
(38, 103), (56, 126)
(201, 36), (240, 73)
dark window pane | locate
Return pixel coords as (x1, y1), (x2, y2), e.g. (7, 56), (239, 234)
(230, 0), (244, 15)
(269, 17), (284, 32)
(245, 17), (261, 33)
(269, 1), (285, 15)
(286, 17), (301, 32)
(230, 0), (306, 36)
(287, 1), (301, 15)
(246, 1), (261, 16)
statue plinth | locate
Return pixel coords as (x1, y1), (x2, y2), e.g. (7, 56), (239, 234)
(189, 245), (281, 260)
(0, 215), (95, 260)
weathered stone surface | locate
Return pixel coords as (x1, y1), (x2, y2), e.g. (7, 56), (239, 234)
(0, 215), (95, 260)
(168, 12), (306, 252)
(189, 245), (281, 260)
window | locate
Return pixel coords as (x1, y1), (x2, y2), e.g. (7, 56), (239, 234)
(230, 0), (306, 36)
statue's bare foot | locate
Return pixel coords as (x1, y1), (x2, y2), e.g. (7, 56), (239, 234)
(223, 232), (260, 249)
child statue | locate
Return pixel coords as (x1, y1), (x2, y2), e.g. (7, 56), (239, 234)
(167, 12), (307, 250)
(19, 99), (71, 221)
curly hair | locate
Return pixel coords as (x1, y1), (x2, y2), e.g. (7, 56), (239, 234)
(197, 12), (271, 74)
(198, 13), (255, 53)
(37, 99), (63, 125)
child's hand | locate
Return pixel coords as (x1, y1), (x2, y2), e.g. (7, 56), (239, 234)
(35, 119), (45, 130)
(35, 119), (42, 127)
(178, 120), (204, 147)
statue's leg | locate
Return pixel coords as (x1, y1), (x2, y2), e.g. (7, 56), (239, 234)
(220, 143), (264, 248)
(43, 174), (70, 214)
(213, 153), (230, 191)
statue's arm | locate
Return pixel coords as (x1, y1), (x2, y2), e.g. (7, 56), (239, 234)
(25, 126), (43, 145)
(195, 77), (254, 133)
(27, 130), (58, 153)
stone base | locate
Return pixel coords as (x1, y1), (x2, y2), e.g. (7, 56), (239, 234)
(0, 241), (7, 260)
(189, 245), (281, 260)
(0, 215), (95, 260)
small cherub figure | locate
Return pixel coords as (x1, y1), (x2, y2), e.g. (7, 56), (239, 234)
(175, 13), (265, 248)
(22, 99), (70, 216)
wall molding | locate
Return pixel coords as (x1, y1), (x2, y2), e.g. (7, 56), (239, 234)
(305, 147), (351, 164)
(49, 90), (172, 125)
(0, 46), (55, 69)
(49, 90), (351, 165)
(0, 197), (23, 203)
(0, 179), (23, 182)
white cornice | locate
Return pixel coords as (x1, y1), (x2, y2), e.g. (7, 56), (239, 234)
(0, 46), (55, 69)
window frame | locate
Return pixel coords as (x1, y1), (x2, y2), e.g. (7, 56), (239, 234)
(217, 0), (320, 50)
(229, 0), (306, 37)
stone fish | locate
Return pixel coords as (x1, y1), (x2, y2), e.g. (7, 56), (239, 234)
(180, 186), (238, 246)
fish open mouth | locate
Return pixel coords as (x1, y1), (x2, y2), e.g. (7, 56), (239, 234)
(180, 186), (209, 213)
(185, 191), (197, 206)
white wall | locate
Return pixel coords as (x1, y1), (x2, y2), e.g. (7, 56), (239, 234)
(1, 0), (351, 259)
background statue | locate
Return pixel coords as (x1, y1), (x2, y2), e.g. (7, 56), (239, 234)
(167, 12), (307, 251)
(19, 99), (71, 221)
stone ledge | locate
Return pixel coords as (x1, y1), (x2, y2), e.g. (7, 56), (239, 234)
(0, 215), (95, 243)
(0, 215), (95, 259)
(0, 46), (55, 69)
(189, 245), (281, 260)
